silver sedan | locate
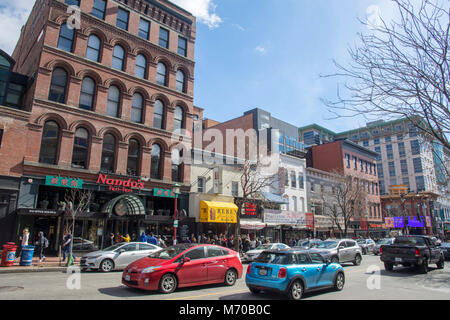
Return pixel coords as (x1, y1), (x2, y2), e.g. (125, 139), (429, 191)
(80, 242), (162, 272)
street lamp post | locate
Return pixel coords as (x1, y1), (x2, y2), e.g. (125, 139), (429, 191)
(173, 183), (181, 245)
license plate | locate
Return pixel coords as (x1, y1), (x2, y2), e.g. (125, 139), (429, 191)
(259, 268), (268, 276)
(125, 274), (131, 281)
(395, 258), (402, 262)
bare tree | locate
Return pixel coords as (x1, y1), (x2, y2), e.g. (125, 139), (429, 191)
(63, 188), (93, 266)
(317, 170), (368, 237)
(234, 160), (279, 251)
(322, 0), (450, 182)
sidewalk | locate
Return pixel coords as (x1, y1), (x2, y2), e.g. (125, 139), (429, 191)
(0, 255), (80, 274)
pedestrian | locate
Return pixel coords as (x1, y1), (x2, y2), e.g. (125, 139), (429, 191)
(147, 233), (157, 245)
(35, 231), (48, 263)
(139, 232), (148, 243)
(106, 233), (115, 247)
(116, 233), (122, 243)
(122, 234), (131, 242)
(16, 227), (30, 260)
(156, 236), (166, 248)
(62, 232), (76, 262)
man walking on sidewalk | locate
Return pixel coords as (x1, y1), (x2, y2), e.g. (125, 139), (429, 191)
(62, 232), (76, 262)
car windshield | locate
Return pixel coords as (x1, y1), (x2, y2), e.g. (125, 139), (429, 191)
(256, 244), (273, 250)
(378, 239), (392, 244)
(316, 241), (338, 249)
(394, 236), (426, 245)
(255, 252), (295, 265)
(148, 245), (188, 259)
(102, 243), (124, 251)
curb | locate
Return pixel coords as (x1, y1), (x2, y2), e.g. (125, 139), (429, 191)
(0, 265), (81, 274)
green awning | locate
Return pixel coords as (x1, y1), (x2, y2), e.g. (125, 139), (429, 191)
(101, 194), (146, 217)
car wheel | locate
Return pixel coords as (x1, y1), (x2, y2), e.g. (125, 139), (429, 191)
(334, 272), (345, 291)
(224, 269), (237, 286)
(288, 280), (304, 300)
(353, 254), (362, 266)
(158, 273), (177, 294)
(331, 256), (339, 263)
(418, 259), (428, 274)
(436, 256), (445, 269)
(384, 262), (394, 271)
(249, 286), (261, 294)
(99, 259), (114, 272)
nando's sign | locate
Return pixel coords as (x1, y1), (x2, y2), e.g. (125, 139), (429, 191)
(96, 174), (144, 193)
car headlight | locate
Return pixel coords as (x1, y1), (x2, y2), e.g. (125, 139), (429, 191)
(142, 266), (162, 273)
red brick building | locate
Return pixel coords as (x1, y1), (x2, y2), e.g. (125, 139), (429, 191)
(306, 140), (383, 236)
(0, 0), (197, 250)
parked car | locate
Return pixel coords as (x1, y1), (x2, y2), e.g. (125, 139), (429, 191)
(440, 242), (450, 260)
(72, 237), (98, 251)
(309, 239), (362, 265)
(122, 244), (243, 293)
(357, 239), (376, 255)
(373, 238), (395, 255)
(244, 243), (291, 262)
(245, 249), (345, 300)
(380, 235), (445, 273)
(80, 242), (162, 272)
(294, 239), (323, 250)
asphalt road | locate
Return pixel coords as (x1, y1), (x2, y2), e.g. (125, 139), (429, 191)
(0, 254), (449, 300)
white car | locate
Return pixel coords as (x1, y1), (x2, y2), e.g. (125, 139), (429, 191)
(80, 242), (162, 272)
(244, 243), (291, 262)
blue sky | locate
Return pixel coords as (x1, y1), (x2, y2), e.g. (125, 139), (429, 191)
(0, 0), (407, 133)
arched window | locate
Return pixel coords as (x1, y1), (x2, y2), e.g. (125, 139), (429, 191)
(131, 93), (143, 123)
(176, 69), (185, 92)
(86, 34), (101, 62)
(150, 144), (161, 179)
(292, 196), (297, 212)
(153, 99), (164, 129)
(101, 133), (116, 172)
(156, 62), (167, 86)
(174, 106), (183, 131)
(283, 195), (289, 211)
(127, 139), (140, 176)
(48, 68), (68, 103)
(79, 77), (96, 110)
(106, 85), (120, 117)
(57, 23), (75, 52)
(171, 148), (182, 182)
(112, 45), (125, 71)
(135, 54), (147, 79)
(72, 127), (89, 168)
(39, 121), (60, 165)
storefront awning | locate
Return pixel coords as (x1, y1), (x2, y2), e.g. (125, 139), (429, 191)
(240, 219), (266, 230)
(200, 201), (238, 224)
(260, 192), (288, 204)
(101, 194), (146, 217)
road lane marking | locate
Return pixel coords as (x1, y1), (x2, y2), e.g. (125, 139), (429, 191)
(166, 289), (249, 300)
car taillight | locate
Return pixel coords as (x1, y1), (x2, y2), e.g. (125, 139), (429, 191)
(247, 264), (252, 274)
(415, 249), (420, 257)
(380, 247), (382, 254)
(278, 267), (287, 278)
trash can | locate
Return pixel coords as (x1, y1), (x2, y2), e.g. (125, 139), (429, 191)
(20, 245), (35, 266)
(1, 243), (18, 267)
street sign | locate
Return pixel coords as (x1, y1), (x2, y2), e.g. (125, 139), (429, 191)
(174, 220), (179, 227)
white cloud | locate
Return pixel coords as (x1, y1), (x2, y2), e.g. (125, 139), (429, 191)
(170, 0), (222, 29)
(232, 23), (245, 31)
(0, 0), (33, 55)
(255, 45), (267, 55)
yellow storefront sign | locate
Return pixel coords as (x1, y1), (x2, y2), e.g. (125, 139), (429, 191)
(200, 201), (238, 224)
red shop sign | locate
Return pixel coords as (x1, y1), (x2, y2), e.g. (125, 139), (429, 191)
(96, 174), (144, 193)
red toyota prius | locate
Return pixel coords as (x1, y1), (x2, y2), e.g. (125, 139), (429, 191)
(122, 243), (243, 293)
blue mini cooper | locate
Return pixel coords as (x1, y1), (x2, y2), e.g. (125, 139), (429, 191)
(245, 249), (345, 300)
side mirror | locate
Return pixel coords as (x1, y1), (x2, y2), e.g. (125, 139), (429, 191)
(118, 249), (125, 254)
(182, 257), (191, 263)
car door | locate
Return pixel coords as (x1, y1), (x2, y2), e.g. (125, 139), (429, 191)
(345, 241), (358, 261)
(114, 243), (138, 268)
(205, 246), (228, 281)
(310, 253), (334, 287)
(426, 238), (440, 263)
(337, 240), (349, 262)
(176, 246), (208, 286)
(295, 253), (320, 289)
